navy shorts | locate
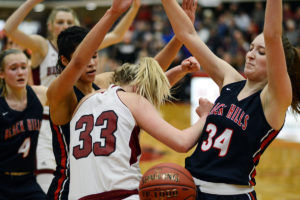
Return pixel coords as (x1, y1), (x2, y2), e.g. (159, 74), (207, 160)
(0, 173), (46, 200)
(196, 187), (257, 200)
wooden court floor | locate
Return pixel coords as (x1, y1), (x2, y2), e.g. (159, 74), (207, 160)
(139, 103), (300, 200)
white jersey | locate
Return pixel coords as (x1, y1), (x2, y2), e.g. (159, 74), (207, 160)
(36, 106), (56, 193)
(69, 85), (141, 200)
(39, 40), (58, 87)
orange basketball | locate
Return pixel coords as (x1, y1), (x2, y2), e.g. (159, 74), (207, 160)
(139, 163), (196, 200)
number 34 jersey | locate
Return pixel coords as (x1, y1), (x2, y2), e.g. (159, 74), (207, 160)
(186, 80), (281, 186)
(69, 85), (141, 200)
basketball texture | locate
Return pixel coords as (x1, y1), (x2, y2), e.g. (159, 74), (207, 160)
(139, 163), (196, 200)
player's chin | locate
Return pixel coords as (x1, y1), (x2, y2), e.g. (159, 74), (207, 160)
(84, 74), (96, 82)
(15, 81), (27, 88)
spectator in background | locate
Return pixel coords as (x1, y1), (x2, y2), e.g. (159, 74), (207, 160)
(285, 19), (299, 46)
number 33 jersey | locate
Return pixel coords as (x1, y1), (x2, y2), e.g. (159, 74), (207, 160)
(186, 80), (281, 186)
(69, 85), (141, 200)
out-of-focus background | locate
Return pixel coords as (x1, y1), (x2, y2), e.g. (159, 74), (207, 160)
(1, 0), (299, 199)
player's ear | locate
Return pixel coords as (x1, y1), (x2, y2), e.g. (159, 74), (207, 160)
(132, 84), (138, 93)
(60, 55), (69, 66)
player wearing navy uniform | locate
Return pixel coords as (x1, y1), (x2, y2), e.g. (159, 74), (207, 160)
(185, 80), (265, 198)
(0, 48), (47, 199)
(47, 83), (99, 200)
(161, 0), (300, 199)
(45, 25), (102, 200)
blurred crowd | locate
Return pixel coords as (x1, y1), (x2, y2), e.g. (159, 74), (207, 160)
(1, 1), (300, 102)
(100, 2), (300, 101)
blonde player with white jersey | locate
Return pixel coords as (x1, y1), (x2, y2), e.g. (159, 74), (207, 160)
(68, 58), (208, 200)
(69, 85), (142, 200)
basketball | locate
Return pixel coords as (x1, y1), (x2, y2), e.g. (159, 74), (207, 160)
(139, 163), (196, 200)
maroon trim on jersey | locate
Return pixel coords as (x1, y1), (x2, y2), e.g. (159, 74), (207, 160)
(111, 84), (118, 88)
(32, 67), (40, 85)
(49, 40), (58, 52)
(35, 169), (55, 175)
(53, 124), (68, 200)
(79, 189), (138, 200)
(129, 126), (141, 165)
(43, 114), (50, 120)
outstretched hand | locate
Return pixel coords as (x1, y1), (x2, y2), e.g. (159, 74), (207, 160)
(181, 56), (201, 73)
(182, 0), (197, 23)
(111, 0), (133, 14)
(196, 98), (213, 118)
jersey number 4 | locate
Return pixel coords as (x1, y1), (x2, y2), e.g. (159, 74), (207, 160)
(73, 111), (118, 159)
(201, 123), (233, 157)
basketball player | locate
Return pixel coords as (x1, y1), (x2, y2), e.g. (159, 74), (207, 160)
(1, 34), (34, 85)
(4, 0), (141, 193)
(0, 48), (47, 199)
(46, 26), (102, 200)
(161, 0), (300, 199)
(68, 58), (209, 199)
(47, 1), (198, 198)
(46, 0), (208, 199)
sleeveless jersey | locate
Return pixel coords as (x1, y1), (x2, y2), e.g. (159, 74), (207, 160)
(0, 86), (43, 172)
(47, 83), (99, 200)
(185, 80), (280, 186)
(39, 40), (58, 87)
(69, 85), (141, 200)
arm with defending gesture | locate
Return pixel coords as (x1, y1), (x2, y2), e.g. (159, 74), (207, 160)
(165, 56), (200, 87)
(261, 0), (292, 129)
(161, 0), (242, 89)
(4, 0), (47, 66)
(155, 0), (197, 71)
(47, 0), (133, 125)
(99, 0), (141, 49)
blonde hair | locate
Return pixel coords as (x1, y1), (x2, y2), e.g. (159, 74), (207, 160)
(113, 57), (171, 108)
(47, 6), (80, 40)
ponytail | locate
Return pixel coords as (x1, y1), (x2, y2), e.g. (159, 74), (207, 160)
(114, 57), (171, 108)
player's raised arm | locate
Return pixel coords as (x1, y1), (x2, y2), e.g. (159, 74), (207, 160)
(47, 0), (133, 125)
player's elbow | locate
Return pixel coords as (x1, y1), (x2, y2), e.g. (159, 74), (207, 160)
(174, 140), (192, 153)
(175, 31), (197, 47)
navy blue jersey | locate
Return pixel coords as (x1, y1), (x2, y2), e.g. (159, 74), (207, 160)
(47, 83), (99, 200)
(0, 85), (43, 173)
(186, 80), (280, 186)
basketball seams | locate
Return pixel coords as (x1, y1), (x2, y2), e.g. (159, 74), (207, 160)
(139, 163), (197, 200)
(139, 184), (196, 190)
(144, 166), (195, 183)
